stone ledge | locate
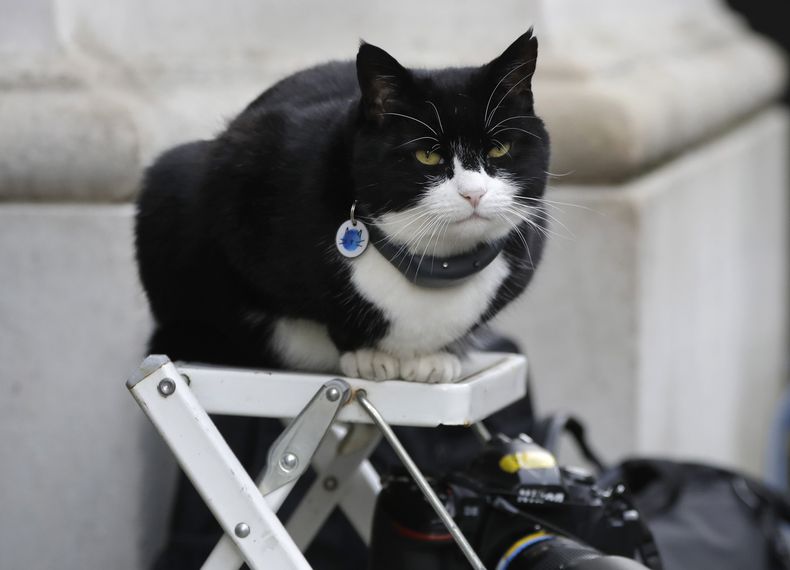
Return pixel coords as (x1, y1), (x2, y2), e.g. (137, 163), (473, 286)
(0, 5), (785, 200)
(0, 88), (143, 201)
(537, 33), (786, 182)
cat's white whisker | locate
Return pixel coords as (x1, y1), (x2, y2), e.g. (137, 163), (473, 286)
(498, 213), (535, 269)
(545, 169), (576, 178)
(528, 209), (574, 238)
(378, 112), (438, 136)
(393, 136), (439, 150)
(377, 210), (435, 245)
(514, 216), (554, 242)
(509, 201), (574, 237)
(415, 218), (443, 276)
(514, 195), (600, 214)
(490, 138), (507, 152)
(428, 218), (451, 267)
(524, 214), (573, 241)
(485, 65), (535, 126)
(487, 114), (536, 133)
(506, 209), (540, 235)
(396, 212), (442, 260)
(490, 126), (543, 142)
(518, 227), (536, 270)
(425, 100), (444, 134)
(501, 205), (568, 241)
(377, 206), (432, 229)
(403, 217), (440, 272)
(483, 60), (531, 127)
(510, 200), (563, 216)
(398, 223), (438, 259)
(529, 218), (566, 241)
(386, 215), (437, 262)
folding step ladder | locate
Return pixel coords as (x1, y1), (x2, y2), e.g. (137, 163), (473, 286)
(126, 352), (527, 569)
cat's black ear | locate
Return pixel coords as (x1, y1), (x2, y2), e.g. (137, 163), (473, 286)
(485, 28), (538, 98)
(356, 42), (413, 122)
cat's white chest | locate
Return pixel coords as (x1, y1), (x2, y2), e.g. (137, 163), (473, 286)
(349, 247), (510, 355)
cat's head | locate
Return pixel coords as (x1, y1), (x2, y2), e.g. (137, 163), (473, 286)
(351, 29), (550, 256)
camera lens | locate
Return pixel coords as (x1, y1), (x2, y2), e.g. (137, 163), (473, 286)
(499, 535), (649, 570)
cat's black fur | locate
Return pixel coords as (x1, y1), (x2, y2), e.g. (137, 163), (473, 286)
(136, 30), (549, 370)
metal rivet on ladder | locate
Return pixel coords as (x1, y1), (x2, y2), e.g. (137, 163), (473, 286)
(157, 378), (176, 397)
(234, 522), (250, 538)
(326, 386), (341, 402)
(323, 476), (338, 491)
(279, 452), (298, 472)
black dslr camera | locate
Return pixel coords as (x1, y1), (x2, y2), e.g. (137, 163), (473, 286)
(369, 434), (660, 570)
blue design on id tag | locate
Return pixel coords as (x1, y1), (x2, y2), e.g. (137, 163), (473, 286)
(335, 219), (369, 258)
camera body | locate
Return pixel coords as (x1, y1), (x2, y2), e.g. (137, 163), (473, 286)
(369, 434), (657, 570)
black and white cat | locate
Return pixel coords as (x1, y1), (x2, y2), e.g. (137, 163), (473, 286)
(135, 30), (550, 384)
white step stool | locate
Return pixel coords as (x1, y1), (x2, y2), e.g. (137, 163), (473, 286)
(126, 351), (528, 570)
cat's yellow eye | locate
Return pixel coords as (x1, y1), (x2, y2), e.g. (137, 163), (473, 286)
(415, 149), (443, 166)
(487, 142), (511, 158)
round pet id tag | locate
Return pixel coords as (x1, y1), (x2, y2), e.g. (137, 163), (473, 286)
(336, 219), (369, 258)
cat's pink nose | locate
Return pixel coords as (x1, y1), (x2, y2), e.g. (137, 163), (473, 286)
(460, 188), (487, 208)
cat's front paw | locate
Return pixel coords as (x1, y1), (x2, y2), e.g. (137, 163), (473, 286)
(340, 349), (400, 381)
(399, 353), (462, 384)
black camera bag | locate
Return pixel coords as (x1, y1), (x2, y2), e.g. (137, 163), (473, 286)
(601, 459), (790, 570)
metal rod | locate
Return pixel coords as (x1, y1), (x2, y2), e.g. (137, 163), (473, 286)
(471, 421), (491, 443)
(356, 390), (487, 570)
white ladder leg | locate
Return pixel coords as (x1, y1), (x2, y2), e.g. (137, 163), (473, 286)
(286, 423), (382, 550)
(127, 356), (311, 570)
(202, 378), (352, 570)
(201, 481), (297, 570)
(337, 454), (382, 544)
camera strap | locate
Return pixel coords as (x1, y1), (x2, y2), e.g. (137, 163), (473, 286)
(532, 413), (606, 472)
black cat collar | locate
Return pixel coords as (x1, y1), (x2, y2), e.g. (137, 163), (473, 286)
(366, 223), (505, 288)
